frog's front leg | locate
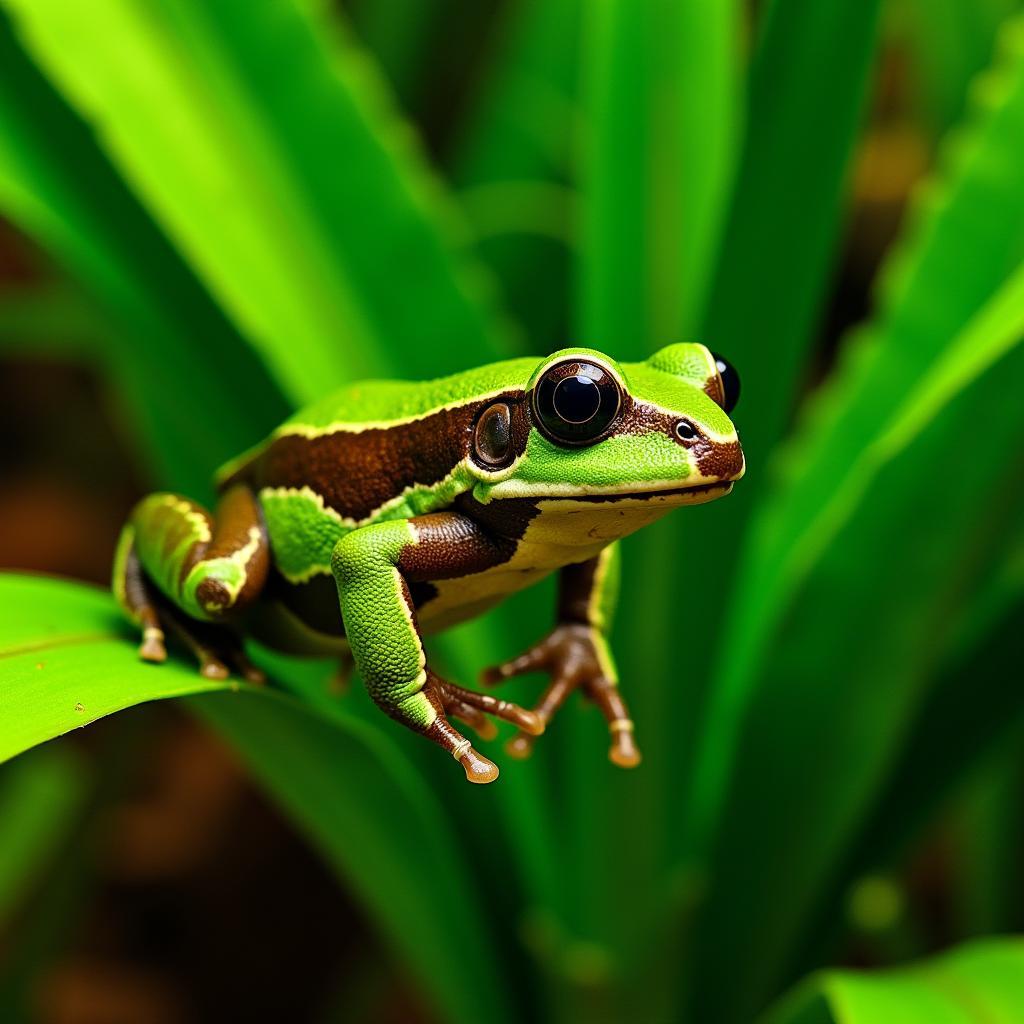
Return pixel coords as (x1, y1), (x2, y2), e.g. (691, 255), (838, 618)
(331, 513), (543, 784)
(483, 542), (641, 768)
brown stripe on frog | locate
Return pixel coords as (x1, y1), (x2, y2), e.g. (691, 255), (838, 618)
(616, 400), (744, 481)
(242, 392), (528, 521)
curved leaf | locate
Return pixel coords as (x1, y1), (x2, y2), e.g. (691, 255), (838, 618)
(763, 937), (1024, 1024)
(1, 0), (513, 401)
(0, 10), (290, 496)
(0, 573), (512, 1024)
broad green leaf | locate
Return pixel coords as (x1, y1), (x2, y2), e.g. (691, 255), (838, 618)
(762, 937), (1024, 1024)
(0, 11), (290, 496)
(0, 573), (512, 1024)
(0, 747), (87, 926)
(2, 0), (513, 402)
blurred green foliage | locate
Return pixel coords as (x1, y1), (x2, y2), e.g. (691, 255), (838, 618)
(0, 0), (1023, 1021)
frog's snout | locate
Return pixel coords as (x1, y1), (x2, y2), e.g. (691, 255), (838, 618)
(695, 438), (745, 483)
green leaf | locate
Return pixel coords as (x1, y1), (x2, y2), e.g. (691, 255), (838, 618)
(0, 280), (105, 360)
(700, 0), (883, 462)
(682, 19), (1024, 1013)
(686, 298), (1024, 1023)
(0, 573), (512, 1024)
(762, 937), (1024, 1024)
(901, 0), (1022, 136)
(688, 11), (1024, 871)
(1, 0), (513, 402)
(560, 0), (743, 1002)
(452, 0), (583, 350)
(0, 747), (88, 926)
(578, 0), (741, 352)
(0, 10), (290, 495)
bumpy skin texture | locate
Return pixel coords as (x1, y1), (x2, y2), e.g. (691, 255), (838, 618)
(113, 344), (744, 782)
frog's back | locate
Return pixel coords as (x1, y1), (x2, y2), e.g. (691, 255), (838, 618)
(279, 358), (537, 433)
(217, 357), (535, 598)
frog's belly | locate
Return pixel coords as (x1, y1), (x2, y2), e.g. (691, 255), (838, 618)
(253, 494), (682, 651)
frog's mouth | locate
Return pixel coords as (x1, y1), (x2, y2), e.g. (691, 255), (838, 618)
(569, 481), (734, 505)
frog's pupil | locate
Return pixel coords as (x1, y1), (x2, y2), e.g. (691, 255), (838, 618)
(553, 375), (601, 424)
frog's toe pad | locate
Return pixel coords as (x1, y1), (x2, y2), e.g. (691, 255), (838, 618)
(138, 627), (167, 663)
(608, 722), (642, 768)
(460, 748), (500, 784)
(505, 732), (536, 760)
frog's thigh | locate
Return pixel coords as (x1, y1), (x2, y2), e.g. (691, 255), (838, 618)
(131, 485), (270, 621)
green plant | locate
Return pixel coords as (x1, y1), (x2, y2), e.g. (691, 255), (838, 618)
(1, 1), (1023, 1020)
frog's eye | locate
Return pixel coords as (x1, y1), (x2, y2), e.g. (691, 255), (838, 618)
(711, 352), (741, 413)
(532, 360), (623, 446)
(473, 402), (513, 467)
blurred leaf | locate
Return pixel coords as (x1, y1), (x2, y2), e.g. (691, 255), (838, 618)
(348, 0), (439, 109)
(578, 0), (741, 351)
(689, 10), (1024, 870)
(452, 0), (583, 349)
(0, 747), (87, 926)
(558, 0), (743, 1009)
(901, 0), (1022, 136)
(762, 937), (1024, 1024)
(700, 0), (883, 462)
(0, 280), (105, 359)
(0, 573), (512, 1024)
(2, 0), (513, 402)
(797, 590), (1024, 969)
(684, 20), (1024, 1011)
(952, 739), (1024, 937)
(659, 0), (884, 860)
(0, 11), (290, 495)
(688, 299), (1024, 1022)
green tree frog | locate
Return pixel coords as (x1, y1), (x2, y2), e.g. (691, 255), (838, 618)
(113, 345), (743, 783)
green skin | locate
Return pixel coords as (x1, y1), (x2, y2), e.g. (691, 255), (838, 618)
(113, 344), (744, 783)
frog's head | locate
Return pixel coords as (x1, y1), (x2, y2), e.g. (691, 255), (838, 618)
(468, 345), (744, 530)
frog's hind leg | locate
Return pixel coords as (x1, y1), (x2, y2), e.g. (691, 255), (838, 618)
(114, 485), (270, 682)
(113, 522), (168, 663)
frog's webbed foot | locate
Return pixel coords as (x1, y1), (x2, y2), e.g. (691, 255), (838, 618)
(136, 595), (265, 685)
(411, 671), (545, 784)
(481, 623), (641, 768)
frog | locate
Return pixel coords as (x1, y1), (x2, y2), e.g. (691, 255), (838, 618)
(112, 344), (743, 784)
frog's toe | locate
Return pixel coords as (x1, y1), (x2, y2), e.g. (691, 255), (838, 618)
(440, 680), (544, 736)
(608, 722), (642, 768)
(446, 696), (499, 741)
(199, 655), (231, 680)
(459, 747), (500, 784)
(138, 625), (167, 663)
(505, 732), (537, 759)
(480, 644), (549, 685)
